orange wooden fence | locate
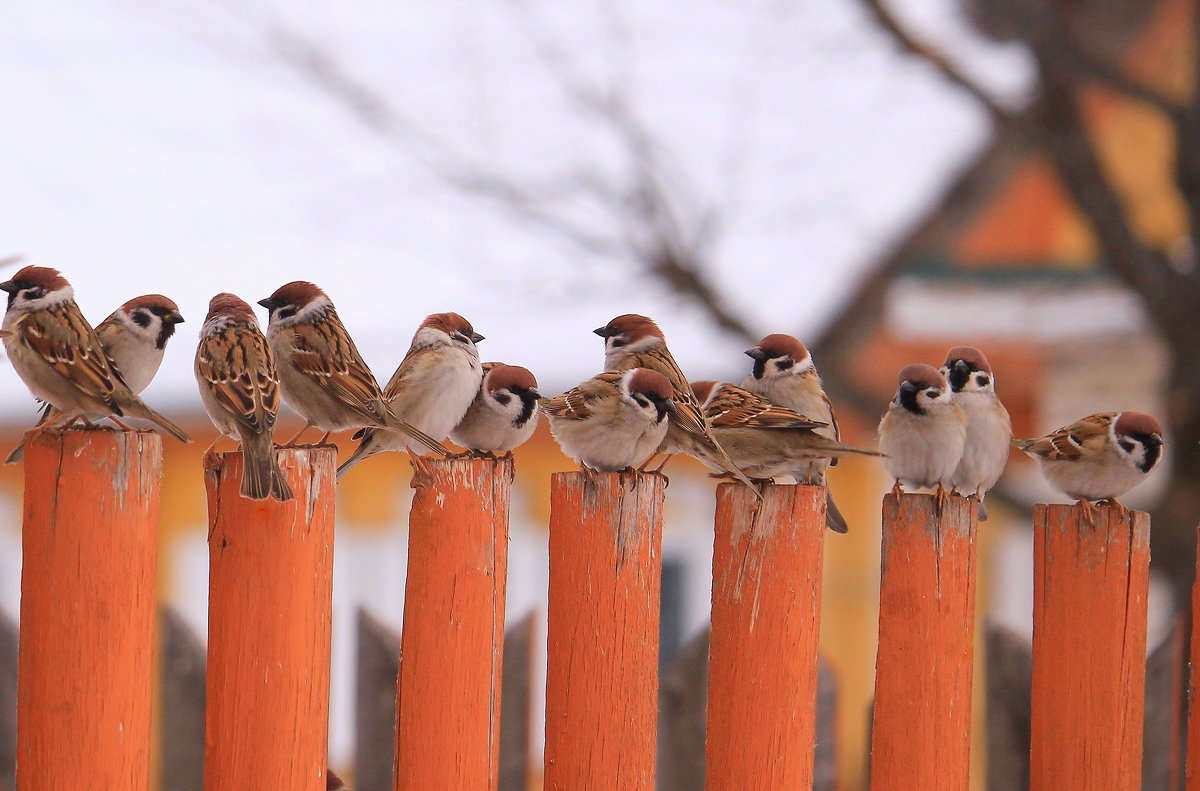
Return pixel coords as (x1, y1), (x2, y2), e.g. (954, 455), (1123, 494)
(203, 447), (337, 791)
(1031, 504), (1150, 791)
(707, 482), (825, 791)
(544, 471), (666, 791)
(871, 493), (977, 791)
(7, 434), (1184, 790)
(395, 457), (511, 791)
(18, 429), (161, 791)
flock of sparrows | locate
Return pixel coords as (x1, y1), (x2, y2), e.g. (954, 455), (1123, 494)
(0, 265), (1165, 526)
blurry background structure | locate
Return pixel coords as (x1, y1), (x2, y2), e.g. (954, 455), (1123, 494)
(0, 0), (1196, 789)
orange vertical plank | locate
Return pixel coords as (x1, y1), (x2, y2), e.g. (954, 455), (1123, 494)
(18, 428), (162, 791)
(395, 457), (511, 791)
(706, 482), (825, 791)
(203, 447), (336, 791)
(869, 493), (977, 791)
(1031, 504), (1149, 791)
(544, 471), (665, 791)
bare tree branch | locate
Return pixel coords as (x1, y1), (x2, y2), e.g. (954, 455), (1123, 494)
(1057, 36), (1185, 120)
(859, 0), (1014, 124)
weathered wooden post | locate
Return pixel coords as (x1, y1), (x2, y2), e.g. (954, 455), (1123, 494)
(203, 447), (336, 791)
(395, 457), (511, 791)
(1031, 504), (1149, 791)
(870, 492), (977, 791)
(18, 429), (162, 791)
(544, 471), (665, 791)
(706, 482), (825, 791)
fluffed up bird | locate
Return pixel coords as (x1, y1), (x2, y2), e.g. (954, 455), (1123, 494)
(878, 363), (966, 513)
(0, 266), (191, 443)
(450, 363), (541, 456)
(542, 368), (676, 472)
(594, 314), (754, 488)
(742, 333), (855, 532)
(258, 281), (445, 453)
(940, 345), (1011, 520)
(6, 293), (185, 464)
(194, 293), (293, 501)
(338, 312), (482, 478)
(1013, 411), (1163, 525)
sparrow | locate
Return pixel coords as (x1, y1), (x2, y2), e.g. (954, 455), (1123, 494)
(742, 333), (853, 532)
(877, 363), (966, 513)
(0, 266), (190, 443)
(194, 293), (293, 502)
(257, 281), (446, 454)
(594, 314), (754, 487)
(338, 312), (483, 478)
(450, 362), (541, 455)
(542, 368), (675, 471)
(940, 345), (1011, 520)
(6, 293), (185, 463)
(1013, 411), (1163, 525)
(690, 380), (880, 529)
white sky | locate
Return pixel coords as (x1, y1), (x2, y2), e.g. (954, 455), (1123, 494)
(0, 0), (1031, 416)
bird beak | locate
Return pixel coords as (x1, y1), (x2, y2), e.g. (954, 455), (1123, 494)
(953, 359), (971, 376)
(256, 297), (280, 310)
(745, 347), (766, 360)
(166, 311), (185, 325)
(594, 326), (617, 338)
(0, 281), (16, 294)
(899, 381), (919, 397)
(471, 332), (485, 343)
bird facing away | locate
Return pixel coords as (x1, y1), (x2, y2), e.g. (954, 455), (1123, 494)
(0, 265), (190, 443)
(939, 345), (1012, 520)
(878, 363), (966, 513)
(1013, 411), (1163, 525)
(450, 362), (541, 455)
(542, 368), (675, 472)
(594, 313), (754, 488)
(194, 293), (293, 502)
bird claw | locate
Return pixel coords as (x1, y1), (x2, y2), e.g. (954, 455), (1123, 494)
(1077, 498), (1100, 528)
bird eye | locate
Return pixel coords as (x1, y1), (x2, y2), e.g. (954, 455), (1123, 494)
(277, 306), (298, 320)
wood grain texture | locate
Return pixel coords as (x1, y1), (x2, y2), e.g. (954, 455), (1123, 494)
(870, 492), (977, 791)
(203, 447), (336, 791)
(18, 428), (162, 791)
(706, 483), (825, 791)
(395, 457), (511, 791)
(1030, 503), (1149, 791)
(544, 471), (665, 791)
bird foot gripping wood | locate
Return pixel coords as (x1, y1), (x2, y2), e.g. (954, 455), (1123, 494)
(934, 483), (949, 518)
(1076, 497), (1100, 528)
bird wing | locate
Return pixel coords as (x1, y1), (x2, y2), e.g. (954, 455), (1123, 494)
(17, 305), (126, 412)
(540, 373), (621, 421)
(705, 384), (827, 431)
(1013, 413), (1114, 460)
(196, 326), (279, 436)
(285, 319), (388, 423)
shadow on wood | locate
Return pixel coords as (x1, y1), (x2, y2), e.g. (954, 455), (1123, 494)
(658, 626), (838, 791)
(160, 607), (206, 791)
(0, 610), (15, 791)
(500, 612), (534, 791)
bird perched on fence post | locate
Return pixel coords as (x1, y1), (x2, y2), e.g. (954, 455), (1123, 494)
(6, 293), (185, 464)
(257, 281), (446, 455)
(741, 333), (855, 532)
(1013, 411), (1163, 526)
(878, 364), (966, 514)
(542, 368), (676, 472)
(689, 380), (881, 518)
(0, 265), (191, 443)
(194, 293), (293, 502)
(450, 362), (541, 456)
(338, 312), (482, 478)
(939, 345), (1011, 520)
(594, 314), (754, 488)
